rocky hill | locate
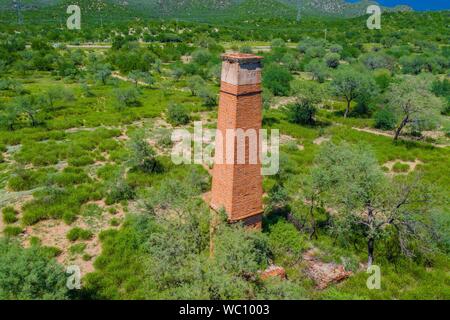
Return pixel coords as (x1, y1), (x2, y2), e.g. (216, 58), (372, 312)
(0, 0), (413, 19)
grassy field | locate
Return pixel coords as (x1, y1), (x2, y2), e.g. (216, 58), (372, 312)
(0, 9), (449, 300)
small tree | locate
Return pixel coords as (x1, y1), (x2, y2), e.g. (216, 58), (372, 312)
(386, 76), (443, 140)
(305, 60), (328, 83)
(288, 101), (316, 125)
(0, 106), (18, 131)
(128, 131), (161, 173)
(128, 70), (154, 88)
(191, 49), (211, 66)
(172, 67), (184, 81)
(281, 53), (299, 72)
(271, 38), (286, 49)
(42, 87), (64, 110)
(198, 87), (217, 107)
(15, 95), (41, 127)
(94, 63), (112, 85)
(114, 88), (141, 110)
(288, 81), (327, 125)
(331, 67), (378, 118)
(167, 103), (190, 125)
(187, 75), (206, 96)
(314, 143), (433, 266)
(262, 64), (293, 96)
(325, 53), (340, 69)
(0, 239), (69, 299)
(374, 108), (397, 130)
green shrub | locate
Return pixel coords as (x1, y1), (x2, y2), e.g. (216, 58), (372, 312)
(80, 203), (102, 217)
(287, 101), (316, 125)
(325, 52), (340, 68)
(0, 239), (68, 299)
(374, 108), (397, 130)
(2, 207), (18, 224)
(129, 132), (162, 174)
(263, 64), (292, 96)
(67, 227), (93, 242)
(110, 218), (120, 227)
(108, 207), (118, 215)
(157, 130), (173, 148)
(21, 182), (102, 226)
(68, 155), (95, 167)
(392, 162), (410, 173)
(82, 253), (92, 261)
(240, 45), (253, 54)
(29, 236), (41, 247)
(98, 139), (120, 152)
(115, 88), (141, 110)
(268, 219), (305, 263)
(3, 226), (23, 237)
(69, 243), (87, 255)
(40, 246), (63, 258)
(167, 104), (190, 125)
(7, 168), (49, 191)
(48, 167), (91, 187)
(106, 177), (136, 205)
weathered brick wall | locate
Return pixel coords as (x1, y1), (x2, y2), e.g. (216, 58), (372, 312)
(210, 54), (264, 228)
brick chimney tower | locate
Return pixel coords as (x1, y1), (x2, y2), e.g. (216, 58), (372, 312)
(210, 53), (264, 229)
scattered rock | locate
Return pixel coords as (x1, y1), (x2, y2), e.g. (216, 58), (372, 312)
(260, 265), (287, 281)
(303, 248), (352, 290)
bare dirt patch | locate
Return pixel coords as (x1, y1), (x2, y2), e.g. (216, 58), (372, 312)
(20, 200), (125, 276)
(271, 96), (297, 110)
(313, 136), (330, 145)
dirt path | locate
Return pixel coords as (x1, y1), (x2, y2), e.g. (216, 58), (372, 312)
(67, 44), (111, 49)
(111, 72), (149, 87)
(352, 127), (449, 148)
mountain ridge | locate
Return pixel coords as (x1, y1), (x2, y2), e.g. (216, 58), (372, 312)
(0, 0), (414, 19)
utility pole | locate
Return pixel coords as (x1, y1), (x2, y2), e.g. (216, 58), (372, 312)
(324, 28), (328, 41)
(296, 0), (301, 22)
(13, 0), (23, 25)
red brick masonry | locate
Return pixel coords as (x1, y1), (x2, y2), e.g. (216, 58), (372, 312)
(210, 54), (264, 229)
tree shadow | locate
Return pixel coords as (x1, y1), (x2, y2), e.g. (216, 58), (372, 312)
(262, 115), (280, 126)
(262, 206), (290, 233)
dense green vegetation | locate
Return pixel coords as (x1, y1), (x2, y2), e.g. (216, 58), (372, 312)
(0, 4), (449, 300)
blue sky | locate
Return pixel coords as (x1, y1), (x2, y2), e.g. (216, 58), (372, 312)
(346, 0), (450, 11)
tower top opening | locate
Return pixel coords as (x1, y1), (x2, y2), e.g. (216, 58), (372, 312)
(221, 53), (263, 64)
